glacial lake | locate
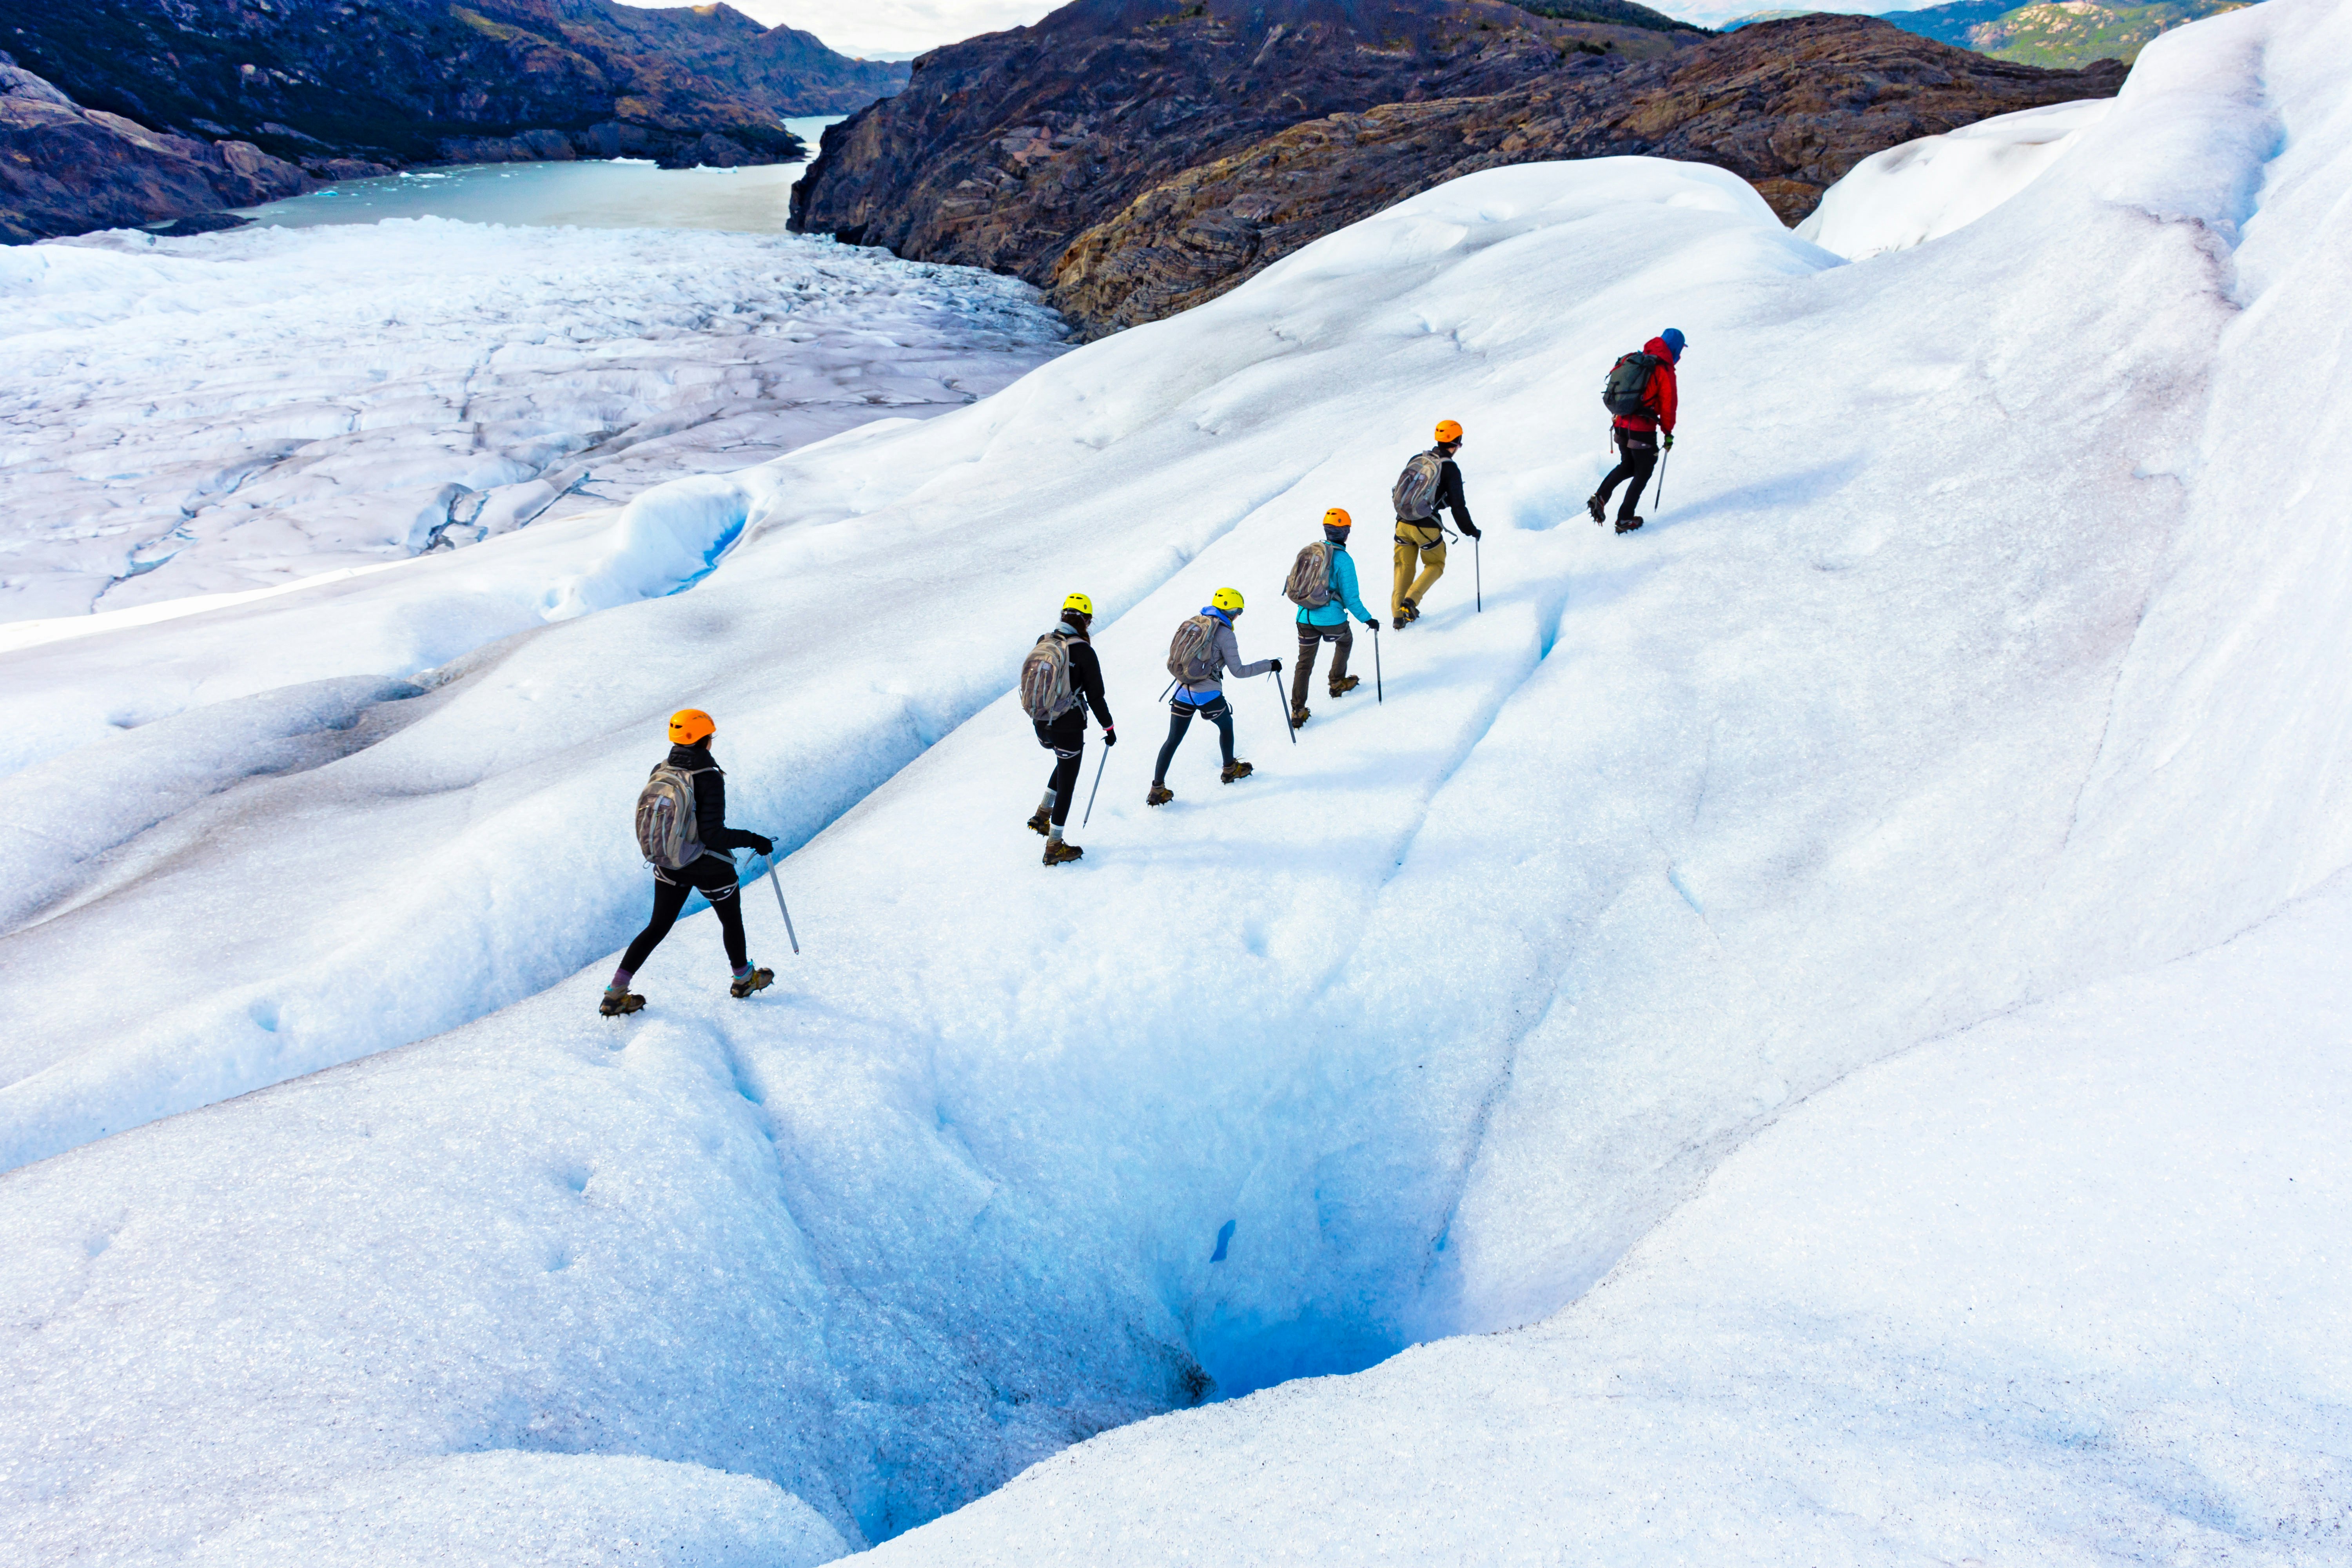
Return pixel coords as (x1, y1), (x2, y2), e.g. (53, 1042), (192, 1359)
(236, 115), (843, 234)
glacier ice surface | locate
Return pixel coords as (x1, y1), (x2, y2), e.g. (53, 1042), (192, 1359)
(2, 0), (2349, 1560)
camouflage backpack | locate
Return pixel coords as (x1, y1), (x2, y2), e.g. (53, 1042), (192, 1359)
(1020, 633), (1079, 721)
(634, 760), (712, 870)
(1166, 614), (1222, 685)
(1392, 450), (1445, 522)
(1284, 541), (1334, 608)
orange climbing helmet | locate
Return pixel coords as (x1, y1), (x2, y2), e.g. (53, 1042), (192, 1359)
(1323, 507), (1352, 531)
(1434, 419), (1463, 445)
(668, 708), (715, 745)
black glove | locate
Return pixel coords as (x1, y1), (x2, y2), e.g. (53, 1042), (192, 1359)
(1103, 725), (1118, 747)
(1460, 522), (1482, 540)
(1363, 618), (1379, 630)
(1270, 658), (1284, 673)
(747, 833), (774, 857)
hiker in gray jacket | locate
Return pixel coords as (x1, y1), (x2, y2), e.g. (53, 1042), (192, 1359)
(1148, 586), (1277, 804)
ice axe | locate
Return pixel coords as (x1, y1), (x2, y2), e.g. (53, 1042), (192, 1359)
(1270, 669), (1295, 744)
(1081, 744), (1109, 828)
(1474, 535), (1482, 612)
(1371, 621), (1382, 702)
(766, 864), (799, 955)
(1651, 446), (1670, 514)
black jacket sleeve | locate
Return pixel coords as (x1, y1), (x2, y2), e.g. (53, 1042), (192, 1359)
(1438, 461), (1473, 530)
(690, 755), (761, 852)
(1069, 639), (1113, 728)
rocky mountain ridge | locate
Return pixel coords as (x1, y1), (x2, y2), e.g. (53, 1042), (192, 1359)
(794, 4), (2125, 337)
(0, 0), (908, 242)
(0, 0), (906, 168)
(0, 61), (312, 245)
(791, 0), (1687, 285)
(1053, 15), (2125, 331)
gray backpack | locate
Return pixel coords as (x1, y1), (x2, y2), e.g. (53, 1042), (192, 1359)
(1392, 450), (1444, 522)
(1284, 541), (1334, 608)
(635, 760), (711, 870)
(1020, 633), (1078, 720)
(1166, 614), (1221, 685)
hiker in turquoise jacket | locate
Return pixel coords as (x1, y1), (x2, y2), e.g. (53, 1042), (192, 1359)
(1290, 507), (1379, 728)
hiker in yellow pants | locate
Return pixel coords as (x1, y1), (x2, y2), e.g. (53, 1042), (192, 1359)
(1388, 419), (1481, 628)
(1393, 524), (1446, 626)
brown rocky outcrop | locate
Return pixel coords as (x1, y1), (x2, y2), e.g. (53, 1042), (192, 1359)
(791, 0), (1693, 283)
(1049, 15), (2127, 332)
(0, 64), (312, 244)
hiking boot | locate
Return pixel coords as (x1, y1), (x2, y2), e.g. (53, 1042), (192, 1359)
(1586, 494), (1606, 525)
(599, 986), (645, 1018)
(1290, 705), (1310, 730)
(730, 967), (774, 999)
(1146, 784), (1174, 807)
(1025, 807), (1051, 836)
(1328, 675), (1359, 697)
(1392, 614), (1408, 631)
(1043, 839), (1084, 866)
(1401, 599), (1421, 624)
(1615, 516), (1644, 534)
(1220, 760), (1254, 784)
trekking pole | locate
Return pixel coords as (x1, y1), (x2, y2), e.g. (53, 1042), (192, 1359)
(1474, 536), (1482, 613)
(1652, 449), (1670, 514)
(766, 864), (800, 955)
(1372, 621), (1382, 702)
(1081, 744), (1109, 828)
(1271, 671), (1295, 744)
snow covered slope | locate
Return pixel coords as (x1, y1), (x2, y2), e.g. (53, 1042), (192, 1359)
(2, 0), (2347, 1559)
(0, 219), (1063, 622)
(1797, 95), (2114, 258)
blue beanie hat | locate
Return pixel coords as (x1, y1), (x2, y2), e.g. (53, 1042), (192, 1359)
(1661, 327), (1686, 359)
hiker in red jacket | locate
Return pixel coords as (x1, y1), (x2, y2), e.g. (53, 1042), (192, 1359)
(1587, 328), (1684, 534)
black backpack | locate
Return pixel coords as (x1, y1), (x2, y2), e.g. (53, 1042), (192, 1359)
(1603, 351), (1661, 418)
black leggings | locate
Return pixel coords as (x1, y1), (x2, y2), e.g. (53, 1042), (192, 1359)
(1154, 694), (1234, 784)
(1035, 708), (1087, 827)
(1596, 427), (1659, 520)
(619, 855), (747, 976)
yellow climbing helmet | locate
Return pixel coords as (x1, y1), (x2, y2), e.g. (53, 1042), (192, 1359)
(1323, 507), (1352, 530)
(1210, 586), (1245, 613)
(668, 708), (715, 745)
(1062, 592), (1094, 617)
(1434, 419), (1464, 444)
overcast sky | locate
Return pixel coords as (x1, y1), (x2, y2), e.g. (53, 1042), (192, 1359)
(675, 1), (1059, 58)
(644, 1), (1846, 60)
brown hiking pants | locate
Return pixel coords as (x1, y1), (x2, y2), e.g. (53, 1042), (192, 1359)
(1292, 620), (1353, 711)
(1393, 522), (1446, 616)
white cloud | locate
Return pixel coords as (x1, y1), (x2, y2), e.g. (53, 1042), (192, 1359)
(643, 0), (1062, 58)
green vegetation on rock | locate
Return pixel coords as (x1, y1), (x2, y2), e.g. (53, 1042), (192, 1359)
(1508, 0), (1713, 34)
(1877, 0), (2253, 67)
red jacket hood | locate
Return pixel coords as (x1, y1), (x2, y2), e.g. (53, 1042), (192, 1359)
(1644, 336), (1676, 361)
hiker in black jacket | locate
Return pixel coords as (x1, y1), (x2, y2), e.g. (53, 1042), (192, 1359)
(602, 708), (774, 1016)
(1392, 419), (1481, 628)
(1027, 592), (1116, 866)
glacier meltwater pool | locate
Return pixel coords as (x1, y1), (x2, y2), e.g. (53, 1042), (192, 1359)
(235, 115), (844, 234)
